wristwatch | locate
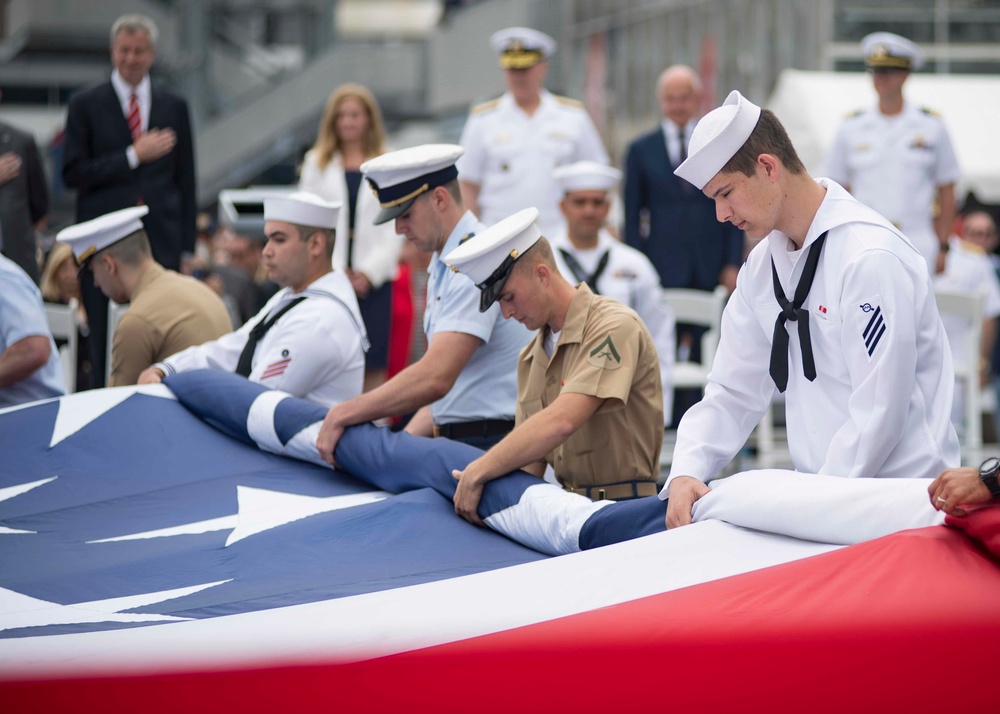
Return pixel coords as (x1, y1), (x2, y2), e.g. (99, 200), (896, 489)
(978, 456), (1000, 499)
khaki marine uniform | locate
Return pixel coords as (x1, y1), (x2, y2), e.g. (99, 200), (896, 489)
(110, 263), (231, 386)
(517, 284), (663, 500)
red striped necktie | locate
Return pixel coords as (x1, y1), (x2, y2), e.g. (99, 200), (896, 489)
(127, 93), (142, 140)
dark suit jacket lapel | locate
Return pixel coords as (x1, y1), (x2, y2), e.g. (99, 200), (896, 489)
(149, 87), (169, 129)
(650, 126), (688, 196)
(651, 127), (672, 171)
(98, 82), (134, 146)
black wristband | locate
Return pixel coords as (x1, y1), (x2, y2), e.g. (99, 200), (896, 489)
(979, 457), (1000, 498)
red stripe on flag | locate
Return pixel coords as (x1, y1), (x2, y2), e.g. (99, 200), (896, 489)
(3, 524), (999, 712)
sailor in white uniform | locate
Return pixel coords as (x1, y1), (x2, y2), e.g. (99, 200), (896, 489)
(315, 144), (533, 465)
(825, 32), (960, 274)
(934, 233), (1000, 432)
(550, 161), (676, 425)
(663, 90), (960, 529)
(457, 26), (609, 237)
(142, 192), (368, 408)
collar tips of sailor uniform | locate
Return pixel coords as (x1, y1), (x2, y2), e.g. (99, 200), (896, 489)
(361, 144), (464, 225)
(862, 32), (923, 71)
(553, 161), (623, 194)
(674, 90), (761, 190)
(490, 27), (556, 69)
(264, 191), (341, 229)
(56, 205), (149, 268)
(443, 207), (541, 312)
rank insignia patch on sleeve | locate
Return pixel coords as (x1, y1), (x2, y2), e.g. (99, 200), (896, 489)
(861, 303), (886, 357)
(588, 335), (622, 369)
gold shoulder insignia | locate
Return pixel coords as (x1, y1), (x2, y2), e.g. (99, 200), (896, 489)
(553, 94), (584, 109)
(471, 98), (501, 115)
(920, 106), (942, 117)
(844, 108), (864, 119)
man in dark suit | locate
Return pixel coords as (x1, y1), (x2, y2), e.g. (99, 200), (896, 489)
(624, 65), (743, 298)
(0, 100), (49, 284)
(624, 65), (743, 422)
(62, 13), (196, 388)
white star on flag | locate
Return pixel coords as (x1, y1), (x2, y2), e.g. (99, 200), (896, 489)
(88, 487), (390, 546)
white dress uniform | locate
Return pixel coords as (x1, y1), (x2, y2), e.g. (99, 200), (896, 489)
(298, 150), (403, 289)
(424, 211), (533, 424)
(551, 227), (676, 424)
(934, 237), (1000, 429)
(457, 90), (609, 236)
(825, 102), (960, 270)
(156, 271), (367, 408)
(665, 179), (960, 492)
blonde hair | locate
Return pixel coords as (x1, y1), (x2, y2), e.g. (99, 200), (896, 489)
(310, 83), (387, 170)
(40, 242), (78, 303)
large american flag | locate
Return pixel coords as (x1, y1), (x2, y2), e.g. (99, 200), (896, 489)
(1, 374), (998, 712)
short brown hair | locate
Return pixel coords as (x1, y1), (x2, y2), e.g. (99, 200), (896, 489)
(292, 223), (336, 261)
(102, 229), (152, 266)
(442, 178), (463, 206)
(721, 109), (805, 177)
(512, 235), (555, 279)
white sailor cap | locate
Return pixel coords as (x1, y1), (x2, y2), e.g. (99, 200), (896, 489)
(862, 32), (924, 71)
(674, 90), (762, 191)
(490, 27), (556, 69)
(553, 161), (623, 194)
(362, 144), (464, 225)
(264, 191), (341, 229)
(56, 205), (149, 268)
(444, 207), (541, 312)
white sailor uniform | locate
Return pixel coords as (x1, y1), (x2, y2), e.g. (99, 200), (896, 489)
(665, 179), (960, 493)
(157, 271), (367, 408)
(825, 102), (960, 270)
(457, 90), (609, 236)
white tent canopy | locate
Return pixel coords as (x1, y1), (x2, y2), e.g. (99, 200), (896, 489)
(767, 69), (1000, 204)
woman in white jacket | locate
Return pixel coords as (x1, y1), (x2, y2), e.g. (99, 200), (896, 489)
(300, 83), (404, 390)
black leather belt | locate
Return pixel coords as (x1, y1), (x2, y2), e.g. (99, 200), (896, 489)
(433, 419), (516, 440)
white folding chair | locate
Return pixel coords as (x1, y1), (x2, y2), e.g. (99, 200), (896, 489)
(105, 300), (130, 386)
(661, 285), (779, 466)
(45, 299), (79, 393)
(660, 287), (727, 470)
(935, 289), (984, 460)
(661, 285), (728, 390)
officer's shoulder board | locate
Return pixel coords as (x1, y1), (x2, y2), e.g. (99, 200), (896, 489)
(470, 97), (501, 115)
(920, 106), (943, 118)
(553, 94), (584, 109)
(843, 108), (864, 119)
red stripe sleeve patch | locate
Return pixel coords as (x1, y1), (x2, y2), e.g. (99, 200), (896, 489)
(260, 357), (292, 380)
